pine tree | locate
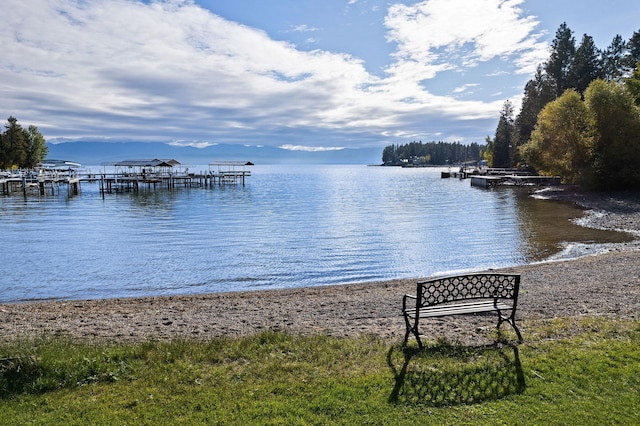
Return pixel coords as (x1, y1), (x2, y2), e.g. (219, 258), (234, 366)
(515, 66), (556, 150)
(2, 116), (27, 169)
(625, 30), (640, 74)
(602, 34), (628, 81)
(568, 34), (602, 94)
(493, 101), (515, 168)
(545, 23), (576, 97)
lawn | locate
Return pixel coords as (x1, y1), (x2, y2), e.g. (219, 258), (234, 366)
(1, 317), (638, 425)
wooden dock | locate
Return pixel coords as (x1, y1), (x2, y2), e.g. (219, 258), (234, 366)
(440, 166), (561, 188)
(97, 160), (252, 194)
(1, 173), (80, 196)
(1, 159), (252, 197)
(470, 175), (561, 188)
(96, 170), (250, 194)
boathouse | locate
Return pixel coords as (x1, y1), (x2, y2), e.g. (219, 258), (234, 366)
(100, 158), (186, 193)
(114, 158), (181, 175)
(208, 161), (252, 185)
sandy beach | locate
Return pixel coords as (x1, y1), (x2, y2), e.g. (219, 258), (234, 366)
(1, 187), (638, 344)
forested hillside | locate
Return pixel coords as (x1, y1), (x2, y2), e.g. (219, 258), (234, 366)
(489, 23), (640, 189)
(381, 141), (486, 165)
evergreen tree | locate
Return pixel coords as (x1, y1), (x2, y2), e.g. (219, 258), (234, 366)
(382, 145), (396, 164)
(602, 34), (628, 81)
(492, 101), (515, 168)
(2, 116), (27, 169)
(624, 63), (640, 105)
(380, 141), (486, 165)
(545, 23), (576, 97)
(568, 34), (602, 94)
(515, 66), (556, 151)
(625, 30), (640, 74)
(0, 134), (5, 169)
(0, 117), (47, 169)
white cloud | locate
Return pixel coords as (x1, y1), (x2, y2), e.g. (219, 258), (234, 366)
(0, 0), (549, 148)
(453, 83), (479, 94)
(289, 24), (320, 33)
(384, 0), (548, 75)
(280, 145), (345, 152)
(168, 140), (217, 148)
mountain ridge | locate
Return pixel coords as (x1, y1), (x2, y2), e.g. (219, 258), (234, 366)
(45, 141), (382, 166)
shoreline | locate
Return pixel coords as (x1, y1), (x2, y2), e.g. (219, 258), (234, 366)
(1, 187), (639, 344)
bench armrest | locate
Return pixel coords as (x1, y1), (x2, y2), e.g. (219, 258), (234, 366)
(402, 294), (417, 312)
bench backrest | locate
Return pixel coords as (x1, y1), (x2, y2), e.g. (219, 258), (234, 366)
(417, 273), (520, 307)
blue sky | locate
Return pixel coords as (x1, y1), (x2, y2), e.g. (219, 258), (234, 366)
(2, 0), (639, 153)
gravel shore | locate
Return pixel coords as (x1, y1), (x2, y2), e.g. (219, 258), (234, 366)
(1, 187), (638, 344)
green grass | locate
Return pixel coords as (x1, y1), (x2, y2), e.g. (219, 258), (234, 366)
(1, 317), (638, 425)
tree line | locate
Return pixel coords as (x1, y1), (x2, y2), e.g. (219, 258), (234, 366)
(382, 141), (486, 165)
(488, 23), (640, 190)
(0, 116), (48, 170)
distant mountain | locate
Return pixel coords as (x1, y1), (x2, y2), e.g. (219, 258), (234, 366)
(45, 141), (382, 166)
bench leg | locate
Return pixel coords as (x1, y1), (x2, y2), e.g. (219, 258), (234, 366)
(413, 331), (424, 349)
(403, 314), (424, 349)
(510, 320), (523, 343)
(496, 314), (523, 343)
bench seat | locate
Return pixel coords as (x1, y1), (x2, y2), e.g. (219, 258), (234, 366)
(405, 300), (514, 319)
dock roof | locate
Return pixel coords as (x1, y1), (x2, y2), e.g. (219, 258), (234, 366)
(208, 161), (253, 166)
(40, 159), (82, 169)
(114, 159), (180, 167)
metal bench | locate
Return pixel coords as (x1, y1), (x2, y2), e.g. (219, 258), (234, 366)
(402, 273), (523, 348)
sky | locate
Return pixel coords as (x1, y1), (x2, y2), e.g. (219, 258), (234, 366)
(2, 0), (639, 153)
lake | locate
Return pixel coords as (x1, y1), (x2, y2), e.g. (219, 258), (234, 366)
(0, 164), (630, 303)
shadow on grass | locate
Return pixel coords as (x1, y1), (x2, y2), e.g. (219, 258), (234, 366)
(0, 356), (43, 397)
(387, 341), (525, 406)
(0, 354), (126, 398)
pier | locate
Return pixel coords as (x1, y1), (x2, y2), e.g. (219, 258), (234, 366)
(1, 158), (253, 197)
(440, 165), (561, 188)
(98, 159), (252, 194)
(1, 160), (82, 196)
(469, 175), (561, 188)
(207, 161), (252, 186)
(0, 175), (81, 197)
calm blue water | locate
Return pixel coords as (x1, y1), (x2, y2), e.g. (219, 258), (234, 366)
(0, 165), (628, 303)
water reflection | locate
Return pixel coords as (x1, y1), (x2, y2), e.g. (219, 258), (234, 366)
(510, 188), (633, 260)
